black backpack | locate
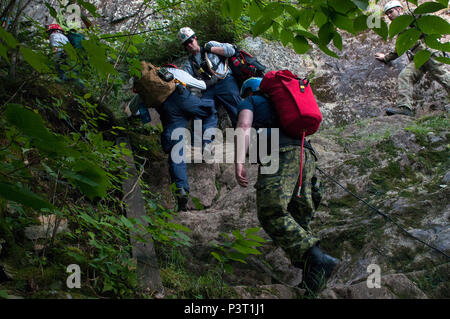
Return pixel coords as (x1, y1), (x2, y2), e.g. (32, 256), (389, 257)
(67, 30), (84, 49)
(228, 45), (266, 85)
(190, 46), (266, 86)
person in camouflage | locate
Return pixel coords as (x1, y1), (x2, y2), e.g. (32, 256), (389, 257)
(234, 78), (338, 295)
(255, 145), (320, 262)
(375, 1), (450, 116)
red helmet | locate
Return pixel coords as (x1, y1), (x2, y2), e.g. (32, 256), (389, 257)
(47, 24), (63, 32)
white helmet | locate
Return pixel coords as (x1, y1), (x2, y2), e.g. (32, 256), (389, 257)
(178, 27), (195, 44)
(384, 1), (403, 13)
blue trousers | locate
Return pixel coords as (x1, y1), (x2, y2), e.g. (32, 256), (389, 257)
(191, 74), (241, 148)
(160, 86), (215, 192)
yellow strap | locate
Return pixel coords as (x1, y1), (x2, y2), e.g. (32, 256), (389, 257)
(204, 52), (228, 80)
(174, 79), (186, 87)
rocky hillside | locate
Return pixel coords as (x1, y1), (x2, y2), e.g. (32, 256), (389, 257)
(141, 29), (449, 298)
(8, 0), (450, 299)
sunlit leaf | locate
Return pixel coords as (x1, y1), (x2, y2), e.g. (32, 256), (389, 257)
(413, 49), (431, 69)
(396, 28), (422, 57)
(417, 15), (450, 35)
(414, 2), (446, 14)
(252, 16), (273, 37)
(389, 15), (414, 38)
(292, 35), (309, 54)
(222, 0), (243, 20)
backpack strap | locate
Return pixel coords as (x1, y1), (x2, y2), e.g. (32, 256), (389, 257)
(189, 47), (214, 80)
(204, 51), (228, 79)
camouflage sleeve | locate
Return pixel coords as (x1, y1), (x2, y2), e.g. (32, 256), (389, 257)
(384, 51), (399, 63)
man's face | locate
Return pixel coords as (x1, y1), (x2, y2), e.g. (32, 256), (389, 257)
(385, 7), (402, 21)
(183, 36), (200, 55)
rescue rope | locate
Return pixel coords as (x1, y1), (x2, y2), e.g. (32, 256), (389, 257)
(316, 166), (450, 260)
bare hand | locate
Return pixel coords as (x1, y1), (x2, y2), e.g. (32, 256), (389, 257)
(375, 52), (385, 62)
(235, 163), (248, 187)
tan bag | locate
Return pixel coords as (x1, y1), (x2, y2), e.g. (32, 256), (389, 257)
(133, 61), (176, 108)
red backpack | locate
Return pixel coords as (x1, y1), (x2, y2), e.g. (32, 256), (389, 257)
(259, 69), (322, 138)
(259, 69), (322, 197)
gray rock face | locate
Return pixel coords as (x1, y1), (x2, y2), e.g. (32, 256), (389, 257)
(22, 0), (449, 299)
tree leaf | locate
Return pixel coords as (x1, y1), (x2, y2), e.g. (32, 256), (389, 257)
(82, 39), (118, 78)
(211, 252), (223, 263)
(248, 0), (262, 20)
(280, 28), (293, 46)
(245, 234), (266, 243)
(329, 0), (357, 14)
(192, 197), (204, 210)
(424, 34), (450, 52)
(233, 243), (261, 255)
(396, 28), (422, 57)
(417, 15), (450, 35)
(434, 56), (450, 64)
(297, 8), (315, 29)
(292, 35), (310, 54)
(333, 14), (355, 34)
(314, 10), (328, 28)
(232, 229), (244, 240)
(413, 49), (431, 69)
(389, 15), (414, 38)
(414, 2), (446, 14)
(319, 44), (339, 58)
(436, 0), (448, 7)
(262, 2), (284, 20)
(333, 32), (343, 51)
(0, 181), (54, 210)
(5, 104), (74, 156)
(251, 16), (273, 37)
(354, 15), (368, 33)
(351, 0), (370, 11)
(244, 227), (261, 235)
(76, 0), (99, 17)
(19, 47), (51, 73)
(222, 0), (243, 20)
(0, 26), (18, 48)
(318, 22), (334, 46)
(373, 19), (388, 41)
(0, 290), (9, 299)
(63, 160), (110, 200)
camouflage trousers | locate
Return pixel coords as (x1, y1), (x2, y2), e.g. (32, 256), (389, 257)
(255, 145), (321, 264)
(398, 54), (450, 110)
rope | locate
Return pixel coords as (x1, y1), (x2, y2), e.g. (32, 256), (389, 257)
(316, 166), (450, 260)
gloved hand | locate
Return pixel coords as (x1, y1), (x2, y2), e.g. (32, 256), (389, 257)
(204, 43), (214, 53)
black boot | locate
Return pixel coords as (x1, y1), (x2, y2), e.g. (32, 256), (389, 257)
(298, 245), (339, 295)
(385, 106), (413, 116)
(175, 188), (188, 212)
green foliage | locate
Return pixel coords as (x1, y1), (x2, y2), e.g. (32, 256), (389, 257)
(138, 0), (250, 66)
(221, 0), (449, 64)
(210, 227), (266, 274)
(413, 49), (431, 69)
(0, 3), (194, 297)
(0, 290), (8, 299)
